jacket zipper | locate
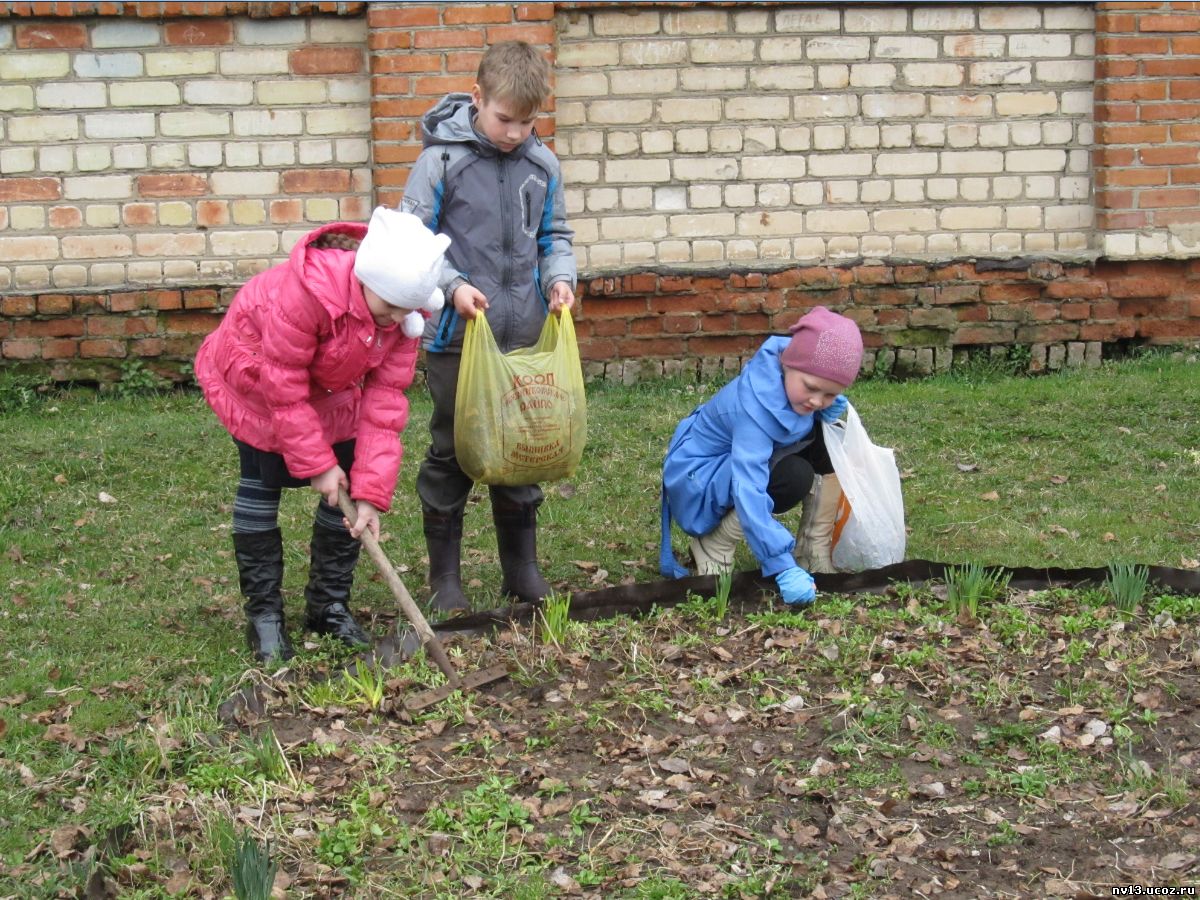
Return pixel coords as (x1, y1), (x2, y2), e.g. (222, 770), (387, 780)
(497, 156), (512, 347)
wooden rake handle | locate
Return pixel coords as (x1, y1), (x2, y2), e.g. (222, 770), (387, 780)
(337, 489), (461, 688)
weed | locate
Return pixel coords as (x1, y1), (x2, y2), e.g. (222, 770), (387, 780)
(112, 359), (170, 398)
(945, 562), (1011, 621)
(0, 369), (53, 412)
(227, 827), (277, 900)
(538, 590), (573, 648)
(1105, 562), (1150, 615)
(342, 659), (388, 710)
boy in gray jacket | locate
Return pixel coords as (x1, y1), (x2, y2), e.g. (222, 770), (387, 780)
(401, 40), (577, 614)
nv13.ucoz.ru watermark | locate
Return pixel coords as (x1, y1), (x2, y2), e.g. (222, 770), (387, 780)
(1112, 887), (1197, 897)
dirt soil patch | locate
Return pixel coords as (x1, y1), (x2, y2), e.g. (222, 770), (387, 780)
(49, 572), (1200, 897)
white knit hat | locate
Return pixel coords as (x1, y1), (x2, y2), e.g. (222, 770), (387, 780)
(354, 207), (451, 337)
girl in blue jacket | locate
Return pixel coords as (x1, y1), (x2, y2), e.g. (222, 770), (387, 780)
(660, 306), (864, 606)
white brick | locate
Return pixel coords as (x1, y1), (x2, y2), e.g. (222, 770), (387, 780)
(875, 36), (939, 59)
(817, 65), (850, 90)
(230, 109), (303, 136)
(62, 234), (133, 259)
(709, 128), (741, 152)
(13, 265), (51, 288)
(145, 51), (217, 77)
(1045, 6), (1094, 30)
(1025, 175), (1057, 199)
(608, 132), (639, 155)
(670, 213), (736, 237)
(944, 35), (1006, 58)
(336, 138), (370, 164)
(158, 202), (193, 226)
(940, 151), (1004, 174)
(111, 82), (182, 106)
(329, 79), (368, 104)
(848, 125), (880, 149)
(600, 215), (667, 240)
(758, 183), (792, 206)
(91, 21), (159, 48)
(827, 236), (861, 259)
(881, 124), (913, 148)
(562, 160), (600, 184)
(1011, 121), (1042, 145)
(0, 84), (33, 111)
(980, 7), (1041, 30)
(162, 111), (231, 137)
(672, 157), (739, 181)
(741, 156), (807, 179)
(210, 231), (280, 256)
(186, 80), (256, 105)
(749, 65), (815, 91)
(912, 8), (975, 31)
(1045, 205), (1092, 229)
(1036, 60), (1094, 84)
(76, 146), (112, 172)
(37, 82), (106, 109)
(236, 18), (307, 45)
(0, 23), (10, 49)
(136, 232), (206, 256)
(0, 52), (69, 80)
(861, 93), (926, 118)
(947, 124), (978, 148)
(792, 182), (823, 205)
(807, 37), (870, 60)
(845, 8), (908, 32)
(793, 94), (859, 119)
(1005, 206), (1043, 228)
(903, 63), (963, 87)
(10, 207), (45, 229)
(779, 126), (811, 151)
(658, 241), (692, 264)
(664, 10), (730, 35)
(148, 144), (186, 168)
(52, 265), (89, 288)
(593, 11), (661, 36)
(310, 17), (367, 43)
(809, 153), (872, 177)
(642, 130), (675, 154)
(261, 142), (297, 166)
(653, 186), (687, 210)
(1061, 176), (1090, 200)
(557, 42), (621, 68)
(188, 142), (223, 167)
(557, 72), (609, 98)
(930, 95), (993, 117)
(220, 50), (290, 76)
(689, 39), (755, 64)
(689, 184), (723, 207)
(793, 237), (827, 260)
(876, 152), (937, 175)
(1010, 34), (1073, 58)
(1006, 149), (1067, 173)
(1042, 121), (1074, 145)
(992, 232), (1022, 253)
(63, 175), (132, 201)
(1062, 91), (1093, 116)
(611, 69), (677, 94)
(8, 115), (79, 142)
(776, 9), (840, 31)
(861, 180), (891, 202)
(994, 176), (1023, 199)
(806, 209), (870, 233)
(680, 67), (746, 92)
(658, 98), (721, 124)
(209, 171), (280, 195)
(733, 10), (769, 33)
(0, 147), (35, 172)
(605, 159), (672, 183)
(915, 123), (946, 146)
(725, 96), (790, 121)
(624, 185), (654, 210)
(850, 64), (897, 88)
(961, 178), (990, 201)
(970, 61), (1032, 85)
(894, 179), (925, 202)
(813, 125), (845, 150)
(737, 210), (805, 236)
(237, 199), (271, 224)
(759, 37), (807, 63)
(620, 40), (688, 67)
(873, 208), (937, 231)
(228, 142), (264, 167)
(940, 206), (1002, 229)
(588, 99), (654, 124)
(37, 145), (72, 172)
(827, 180), (857, 203)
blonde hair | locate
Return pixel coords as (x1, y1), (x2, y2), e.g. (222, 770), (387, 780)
(476, 41), (551, 117)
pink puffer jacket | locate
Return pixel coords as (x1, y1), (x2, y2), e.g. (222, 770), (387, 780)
(195, 221), (420, 513)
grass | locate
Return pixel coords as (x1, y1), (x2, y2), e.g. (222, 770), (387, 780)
(1, 350), (1198, 894)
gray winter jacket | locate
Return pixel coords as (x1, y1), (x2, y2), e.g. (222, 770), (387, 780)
(401, 93), (576, 354)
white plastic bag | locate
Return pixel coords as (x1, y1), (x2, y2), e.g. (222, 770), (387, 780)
(823, 403), (906, 572)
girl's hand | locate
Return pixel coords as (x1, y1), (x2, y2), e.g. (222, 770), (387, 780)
(452, 283), (488, 319)
(549, 281), (575, 314)
(346, 500), (381, 541)
(311, 465), (348, 507)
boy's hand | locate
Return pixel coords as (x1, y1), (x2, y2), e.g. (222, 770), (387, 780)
(549, 281), (575, 314)
(452, 284), (488, 319)
(345, 500), (380, 541)
(311, 465), (348, 507)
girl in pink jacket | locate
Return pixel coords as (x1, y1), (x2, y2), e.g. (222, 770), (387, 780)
(196, 208), (450, 664)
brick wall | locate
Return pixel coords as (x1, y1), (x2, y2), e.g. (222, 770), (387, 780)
(1, 1), (1199, 384)
(1094, 0), (1200, 258)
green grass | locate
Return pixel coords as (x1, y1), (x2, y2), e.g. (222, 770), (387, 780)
(1, 351), (1198, 893)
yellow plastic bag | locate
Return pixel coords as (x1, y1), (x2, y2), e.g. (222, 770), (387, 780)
(454, 308), (587, 486)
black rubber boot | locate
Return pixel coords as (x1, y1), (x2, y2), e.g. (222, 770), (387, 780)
(423, 509), (471, 614)
(303, 523), (371, 649)
(492, 498), (553, 604)
(233, 528), (295, 664)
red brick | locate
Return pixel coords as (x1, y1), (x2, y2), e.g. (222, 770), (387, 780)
(197, 200), (229, 227)
(516, 4), (555, 21)
(1139, 13), (1200, 31)
(79, 339), (127, 358)
(1144, 59), (1200, 77)
(182, 289), (217, 310)
(1138, 187), (1200, 207)
(1097, 123), (1170, 144)
(1153, 208), (1200, 225)
(1061, 302), (1092, 320)
(413, 29), (485, 50)
(2, 339), (41, 360)
(625, 273), (657, 293)
(1172, 35), (1200, 53)
(1107, 277), (1174, 298)
(1097, 36), (1169, 55)
(152, 290), (184, 310)
(1, 296), (37, 317)
(36, 294), (72, 314)
(952, 325), (1015, 345)
(1139, 101), (1200, 121)
(981, 283), (1042, 303)
(1096, 81), (1167, 102)
(1098, 168), (1169, 187)
(269, 198), (303, 223)
(1081, 321), (1137, 341)
(281, 169), (351, 193)
(444, 6), (513, 24)
(484, 23), (554, 44)
(290, 47), (364, 76)
(129, 338), (166, 358)
(446, 50), (485, 73)
(162, 312), (219, 335)
(122, 203), (157, 226)
(109, 291), (147, 312)
(372, 97), (433, 117)
(1095, 102), (1138, 124)
(15, 22), (86, 48)
(41, 339), (79, 360)
(413, 74), (475, 96)
(1139, 146), (1200, 166)
(1045, 280), (1106, 299)
(164, 19), (233, 45)
(369, 31), (415, 51)
(0, 177), (62, 201)
(138, 174), (208, 198)
(14, 317), (83, 338)
(1097, 210), (1149, 229)
(369, 6), (441, 27)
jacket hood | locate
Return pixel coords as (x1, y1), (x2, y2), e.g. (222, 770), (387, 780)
(289, 221), (371, 325)
(737, 336), (810, 439)
(420, 92), (534, 159)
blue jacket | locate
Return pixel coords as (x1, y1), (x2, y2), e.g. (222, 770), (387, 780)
(400, 93), (576, 354)
(660, 337), (816, 578)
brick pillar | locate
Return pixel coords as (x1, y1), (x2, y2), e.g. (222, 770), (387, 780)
(1094, 1), (1200, 257)
(367, 2), (557, 209)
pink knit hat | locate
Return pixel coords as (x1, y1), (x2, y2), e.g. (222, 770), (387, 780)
(781, 306), (864, 387)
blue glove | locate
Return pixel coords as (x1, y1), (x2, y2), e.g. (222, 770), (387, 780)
(775, 566), (816, 606)
(818, 394), (848, 424)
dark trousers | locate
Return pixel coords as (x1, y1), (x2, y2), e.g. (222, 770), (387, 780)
(767, 421), (834, 515)
(416, 350), (543, 514)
